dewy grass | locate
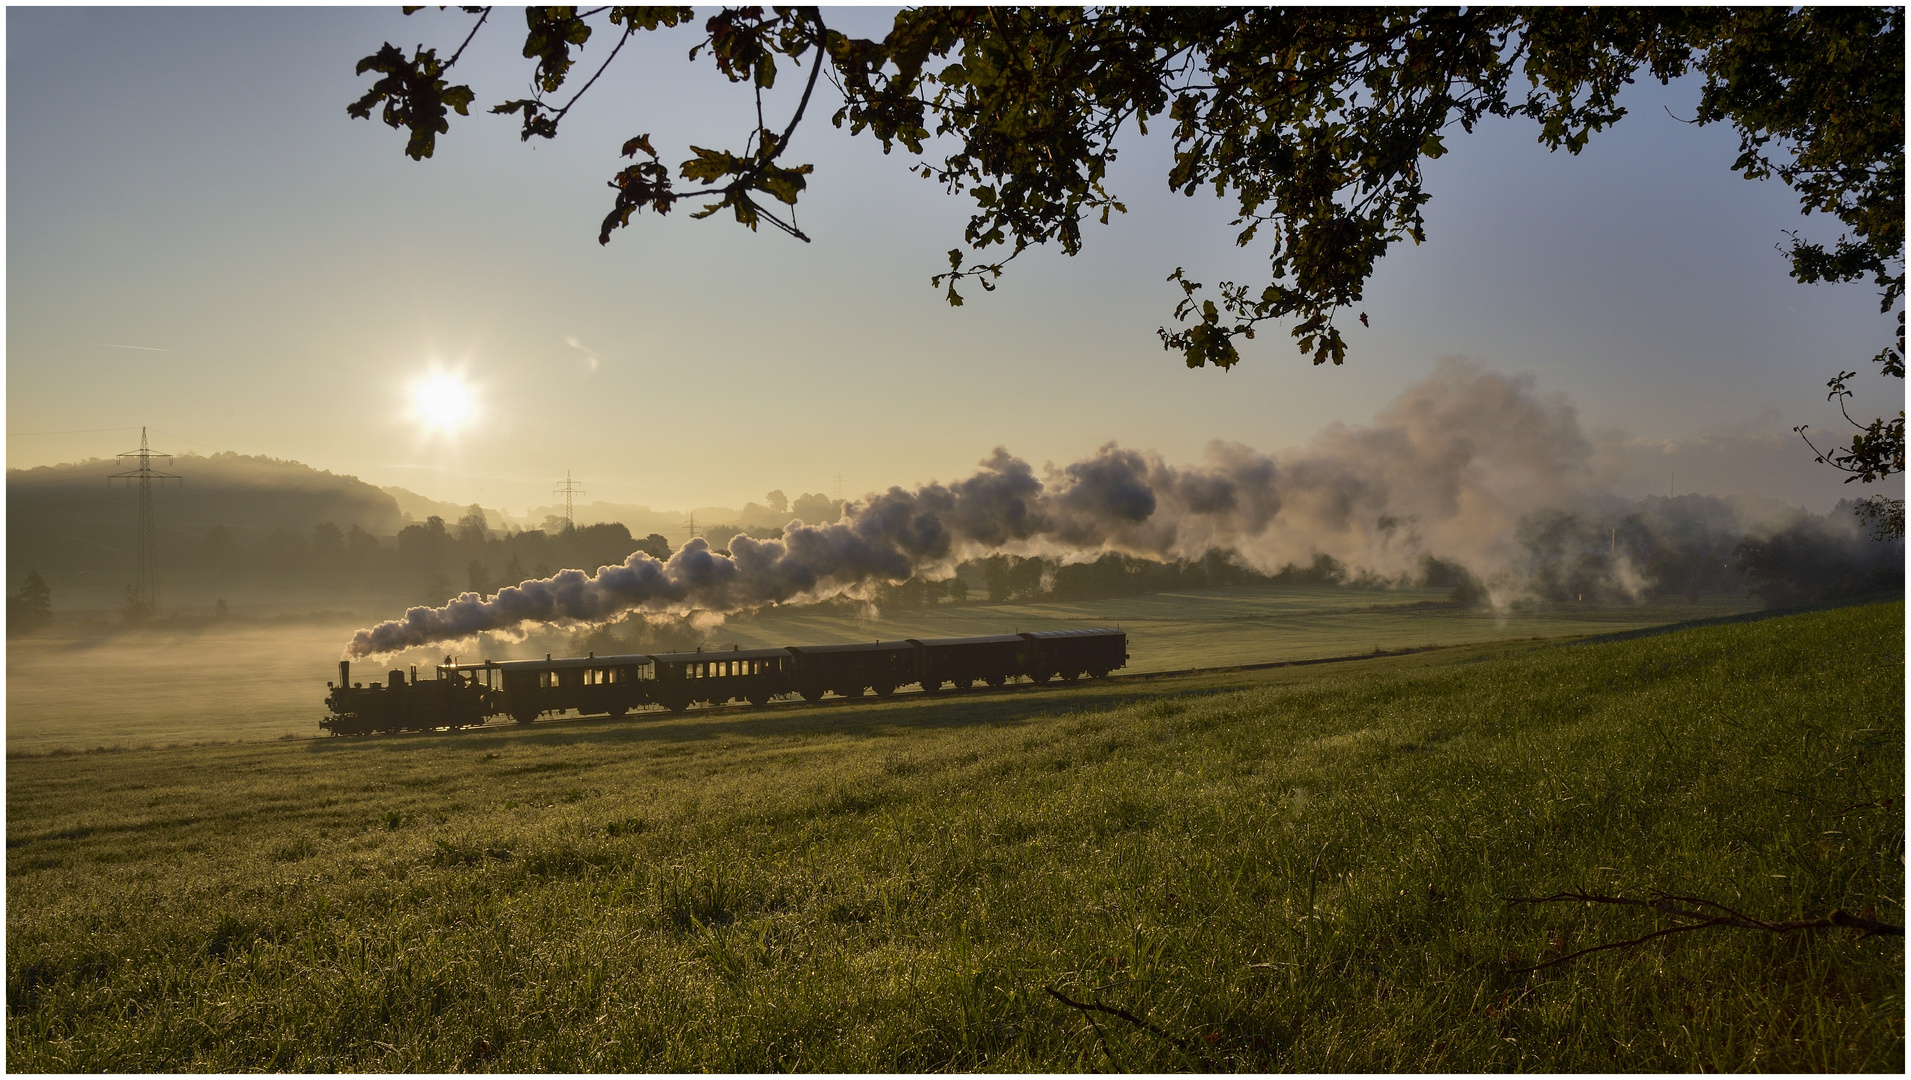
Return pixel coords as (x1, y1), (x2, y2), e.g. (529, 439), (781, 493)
(7, 601), (1902, 1070)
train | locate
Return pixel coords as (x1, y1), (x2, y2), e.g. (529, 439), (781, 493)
(321, 628), (1129, 736)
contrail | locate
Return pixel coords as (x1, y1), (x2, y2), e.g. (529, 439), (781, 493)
(85, 342), (171, 352)
(565, 335), (601, 372)
(341, 359), (1651, 658)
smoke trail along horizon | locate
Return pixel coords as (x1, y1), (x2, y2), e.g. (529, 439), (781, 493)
(343, 359), (1635, 659)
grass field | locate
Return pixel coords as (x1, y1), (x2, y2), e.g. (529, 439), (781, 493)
(4, 583), (1760, 755)
(6, 601), (1901, 1070)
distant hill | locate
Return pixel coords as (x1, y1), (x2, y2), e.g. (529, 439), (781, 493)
(519, 500), (685, 538)
(380, 485), (520, 531)
(522, 493), (847, 539)
(10, 451), (405, 538)
(8, 452), (410, 609)
(4, 452), (686, 617)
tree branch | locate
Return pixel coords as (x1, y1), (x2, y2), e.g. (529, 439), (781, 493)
(555, 22), (636, 124)
(1505, 890), (1905, 974)
(1043, 984), (1208, 1066)
(443, 7), (492, 71)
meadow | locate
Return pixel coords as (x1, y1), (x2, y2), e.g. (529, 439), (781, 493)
(6, 601), (1901, 1070)
(4, 582), (1759, 754)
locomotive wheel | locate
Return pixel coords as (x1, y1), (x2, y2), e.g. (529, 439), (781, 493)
(984, 674), (1005, 688)
(920, 680), (942, 694)
(1061, 670), (1081, 683)
(1088, 668), (1108, 679)
(953, 676), (974, 691)
(873, 684), (895, 699)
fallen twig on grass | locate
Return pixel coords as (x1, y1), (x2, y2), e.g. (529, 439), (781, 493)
(1077, 1005), (1124, 1073)
(1044, 984), (1206, 1067)
(1835, 795), (1895, 816)
(1505, 890), (1904, 973)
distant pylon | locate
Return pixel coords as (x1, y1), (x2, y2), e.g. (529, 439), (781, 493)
(834, 472), (844, 502)
(555, 470), (584, 530)
(684, 512), (700, 543)
(108, 427), (182, 615)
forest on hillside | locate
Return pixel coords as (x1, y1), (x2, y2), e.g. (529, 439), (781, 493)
(5, 453), (837, 617)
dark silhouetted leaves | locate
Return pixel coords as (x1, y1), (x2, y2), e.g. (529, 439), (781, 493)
(346, 42), (474, 161)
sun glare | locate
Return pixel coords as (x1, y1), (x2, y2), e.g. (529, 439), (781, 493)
(411, 372), (476, 434)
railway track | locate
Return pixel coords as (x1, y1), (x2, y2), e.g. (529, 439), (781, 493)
(405, 641), (1451, 737)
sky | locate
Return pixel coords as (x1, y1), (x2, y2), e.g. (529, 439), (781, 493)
(7, 6), (1902, 519)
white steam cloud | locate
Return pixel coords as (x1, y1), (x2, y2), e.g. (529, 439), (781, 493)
(345, 359), (1643, 658)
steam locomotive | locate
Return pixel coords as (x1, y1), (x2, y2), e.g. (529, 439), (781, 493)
(322, 628), (1129, 736)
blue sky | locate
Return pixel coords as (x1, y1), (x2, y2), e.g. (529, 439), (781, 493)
(7, 6), (1900, 516)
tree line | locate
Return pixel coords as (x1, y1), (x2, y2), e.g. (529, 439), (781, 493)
(188, 507), (675, 600)
(8, 497), (1898, 634)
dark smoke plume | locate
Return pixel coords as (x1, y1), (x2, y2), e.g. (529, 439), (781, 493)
(342, 359), (1785, 658)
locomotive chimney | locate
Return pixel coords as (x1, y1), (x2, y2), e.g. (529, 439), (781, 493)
(339, 660), (350, 688)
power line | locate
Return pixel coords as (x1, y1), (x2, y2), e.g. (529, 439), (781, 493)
(6, 426), (138, 437)
(554, 470), (584, 531)
(107, 427), (182, 616)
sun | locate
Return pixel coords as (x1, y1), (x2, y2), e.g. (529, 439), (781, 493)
(410, 371), (477, 434)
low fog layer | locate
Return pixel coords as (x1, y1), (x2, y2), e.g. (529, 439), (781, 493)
(346, 360), (1901, 658)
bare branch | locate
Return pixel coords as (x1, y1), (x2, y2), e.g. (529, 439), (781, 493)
(443, 6), (493, 71)
(1511, 918), (1732, 974)
(1505, 890), (1905, 974)
(1043, 984), (1208, 1066)
(553, 22), (636, 124)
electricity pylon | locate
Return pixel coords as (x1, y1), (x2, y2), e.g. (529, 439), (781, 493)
(108, 427), (181, 616)
(683, 512), (700, 543)
(555, 470), (584, 531)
